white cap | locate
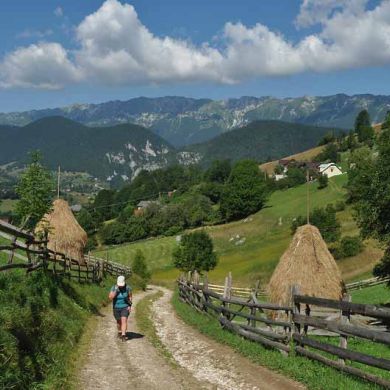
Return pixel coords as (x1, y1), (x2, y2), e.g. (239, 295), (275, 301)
(117, 275), (125, 287)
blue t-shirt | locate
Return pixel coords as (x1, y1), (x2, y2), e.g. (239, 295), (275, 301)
(111, 285), (132, 309)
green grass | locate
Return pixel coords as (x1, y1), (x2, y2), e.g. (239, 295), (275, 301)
(351, 284), (390, 305)
(0, 198), (17, 213)
(0, 270), (114, 389)
(97, 175), (381, 286)
(172, 290), (385, 390)
(135, 291), (175, 363)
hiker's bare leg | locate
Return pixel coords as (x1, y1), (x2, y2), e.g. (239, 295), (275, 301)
(121, 316), (127, 335)
(117, 319), (121, 332)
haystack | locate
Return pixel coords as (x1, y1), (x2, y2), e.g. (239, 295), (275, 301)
(35, 199), (87, 263)
(268, 224), (344, 307)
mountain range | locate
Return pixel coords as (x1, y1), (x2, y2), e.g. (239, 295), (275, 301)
(0, 94), (389, 146)
(0, 117), (335, 184)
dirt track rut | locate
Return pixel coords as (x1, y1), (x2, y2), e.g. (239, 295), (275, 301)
(78, 286), (304, 390)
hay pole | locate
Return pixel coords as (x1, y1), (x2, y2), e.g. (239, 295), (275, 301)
(306, 169), (310, 225)
(57, 166), (61, 199)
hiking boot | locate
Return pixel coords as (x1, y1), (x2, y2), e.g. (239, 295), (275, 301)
(121, 334), (127, 342)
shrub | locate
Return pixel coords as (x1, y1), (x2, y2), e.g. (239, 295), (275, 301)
(334, 200), (346, 212)
(172, 230), (217, 273)
(132, 250), (151, 290)
(318, 174), (328, 189)
(291, 204), (341, 242)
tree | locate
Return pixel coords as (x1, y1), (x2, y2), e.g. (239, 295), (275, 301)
(92, 189), (116, 222)
(318, 131), (335, 146)
(172, 231), (217, 273)
(382, 110), (390, 130)
(204, 160), (231, 183)
(316, 143), (340, 163)
(220, 160), (268, 221)
(76, 208), (97, 236)
(352, 129), (390, 279)
(354, 110), (374, 143)
(286, 167), (306, 187)
(15, 151), (54, 228)
(346, 146), (375, 203)
(132, 250), (151, 290)
(317, 174), (328, 189)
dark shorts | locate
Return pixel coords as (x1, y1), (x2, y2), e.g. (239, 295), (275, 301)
(113, 307), (129, 321)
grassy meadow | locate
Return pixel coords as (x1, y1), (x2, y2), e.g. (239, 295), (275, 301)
(95, 174), (384, 287)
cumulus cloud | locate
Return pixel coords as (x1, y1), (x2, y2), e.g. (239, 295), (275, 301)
(295, 0), (368, 28)
(1, 0), (390, 89)
(0, 43), (81, 89)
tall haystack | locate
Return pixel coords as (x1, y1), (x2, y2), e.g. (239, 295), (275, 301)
(35, 199), (87, 263)
(268, 224), (344, 307)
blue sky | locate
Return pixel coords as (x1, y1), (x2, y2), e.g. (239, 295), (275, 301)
(0, 0), (389, 112)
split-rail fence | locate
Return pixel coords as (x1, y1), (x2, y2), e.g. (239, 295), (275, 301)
(178, 273), (390, 388)
(0, 220), (131, 282)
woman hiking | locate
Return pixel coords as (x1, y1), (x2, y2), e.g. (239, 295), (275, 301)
(108, 275), (132, 341)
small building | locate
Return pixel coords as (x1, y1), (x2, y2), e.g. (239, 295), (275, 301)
(134, 200), (161, 216)
(319, 163), (343, 178)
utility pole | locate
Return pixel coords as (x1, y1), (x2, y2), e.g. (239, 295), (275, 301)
(57, 166), (61, 199)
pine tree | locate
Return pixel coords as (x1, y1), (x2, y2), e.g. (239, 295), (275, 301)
(354, 110), (374, 143)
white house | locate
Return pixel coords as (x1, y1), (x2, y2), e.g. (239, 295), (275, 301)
(319, 163), (343, 178)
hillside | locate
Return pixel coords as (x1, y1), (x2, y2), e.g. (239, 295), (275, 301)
(95, 175), (383, 286)
(1, 94), (390, 146)
(0, 117), (177, 183)
(185, 121), (335, 165)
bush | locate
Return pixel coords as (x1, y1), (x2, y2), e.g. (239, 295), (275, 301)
(132, 250), (151, 290)
(334, 200), (346, 212)
(332, 236), (363, 259)
(172, 230), (217, 273)
(291, 204), (341, 242)
(318, 174), (328, 189)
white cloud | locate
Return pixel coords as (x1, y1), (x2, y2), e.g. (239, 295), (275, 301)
(295, 0), (368, 28)
(54, 6), (63, 17)
(75, 0), (224, 84)
(0, 43), (81, 89)
(1, 0), (390, 89)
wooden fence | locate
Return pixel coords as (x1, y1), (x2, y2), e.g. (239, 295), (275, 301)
(0, 220), (131, 282)
(178, 274), (390, 388)
(201, 276), (390, 298)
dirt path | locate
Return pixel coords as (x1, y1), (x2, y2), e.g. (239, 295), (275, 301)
(152, 287), (304, 390)
(78, 288), (203, 390)
(78, 287), (304, 390)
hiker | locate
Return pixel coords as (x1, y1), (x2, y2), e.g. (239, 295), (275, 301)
(108, 275), (132, 341)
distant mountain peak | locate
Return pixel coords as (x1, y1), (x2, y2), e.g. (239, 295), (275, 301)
(1, 94), (390, 147)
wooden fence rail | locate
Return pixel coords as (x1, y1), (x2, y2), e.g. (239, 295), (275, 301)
(196, 276), (390, 299)
(0, 220), (131, 283)
(178, 273), (390, 388)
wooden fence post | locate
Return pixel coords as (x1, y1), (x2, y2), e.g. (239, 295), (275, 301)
(203, 273), (209, 312)
(292, 285), (301, 348)
(339, 293), (351, 366)
(249, 281), (260, 328)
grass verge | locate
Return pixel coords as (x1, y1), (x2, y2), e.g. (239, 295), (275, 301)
(0, 269), (114, 390)
(172, 290), (383, 390)
(135, 290), (175, 365)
